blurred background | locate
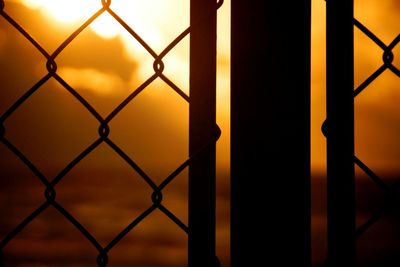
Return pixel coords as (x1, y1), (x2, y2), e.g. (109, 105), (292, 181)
(0, 0), (230, 266)
(0, 0), (399, 266)
(312, 0), (400, 265)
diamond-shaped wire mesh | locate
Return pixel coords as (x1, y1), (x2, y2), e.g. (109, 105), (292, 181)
(0, 0), (222, 266)
(327, 0), (399, 250)
(322, 1), (399, 264)
(353, 19), (400, 236)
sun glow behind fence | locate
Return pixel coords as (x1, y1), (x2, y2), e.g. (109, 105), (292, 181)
(0, 0), (399, 266)
(0, 0), (230, 266)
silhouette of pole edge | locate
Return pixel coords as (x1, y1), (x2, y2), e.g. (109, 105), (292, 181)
(326, 0), (356, 266)
(189, 0), (218, 267)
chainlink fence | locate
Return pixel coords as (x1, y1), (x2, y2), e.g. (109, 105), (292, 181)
(0, 0), (222, 266)
(353, 18), (400, 237)
(1, 0), (399, 266)
(324, 0), (399, 265)
(352, 9), (400, 266)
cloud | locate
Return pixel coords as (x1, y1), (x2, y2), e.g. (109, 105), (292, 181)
(58, 67), (127, 96)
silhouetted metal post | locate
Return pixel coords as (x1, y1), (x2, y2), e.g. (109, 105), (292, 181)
(231, 0), (311, 266)
(326, 0), (356, 266)
(189, 0), (218, 267)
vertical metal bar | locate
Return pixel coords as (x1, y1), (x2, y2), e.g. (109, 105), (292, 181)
(189, 0), (217, 266)
(326, 0), (356, 265)
(231, 0), (311, 266)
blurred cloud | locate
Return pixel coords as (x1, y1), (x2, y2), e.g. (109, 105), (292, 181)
(58, 67), (127, 96)
(0, 2), (231, 266)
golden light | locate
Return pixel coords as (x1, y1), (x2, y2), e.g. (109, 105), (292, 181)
(17, 0), (196, 96)
(14, 0), (231, 172)
(90, 13), (120, 40)
(23, 0), (101, 24)
(19, 0), (187, 52)
(58, 67), (126, 96)
(22, 0), (123, 40)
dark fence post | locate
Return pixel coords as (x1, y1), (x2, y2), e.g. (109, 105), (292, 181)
(189, 0), (218, 266)
(326, 0), (356, 266)
(231, 0), (311, 266)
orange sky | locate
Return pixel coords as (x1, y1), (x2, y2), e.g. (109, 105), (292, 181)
(0, 0), (399, 266)
(1, 0), (231, 173)
(2, 0), (398, 175)
(0, 1), (231, 266)
(311, 0), (400, 174)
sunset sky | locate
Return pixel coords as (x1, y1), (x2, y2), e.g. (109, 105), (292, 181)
(1, 0), (397, 175)
(0, 0), (231, 174)
(312, 0), (400, 174)
(0, 0), (399, 266)
(0, 1), (230, 266)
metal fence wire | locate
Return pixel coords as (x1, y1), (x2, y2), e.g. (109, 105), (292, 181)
(0, 0), (223, 266)
(324, 1), (400, 264)
(353, 19), (400, 238)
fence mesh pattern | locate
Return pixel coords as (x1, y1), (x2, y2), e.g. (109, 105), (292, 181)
(321, 2), (399, 264)
(352, 18), (399, 236)
(0, 0), (222, 266)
